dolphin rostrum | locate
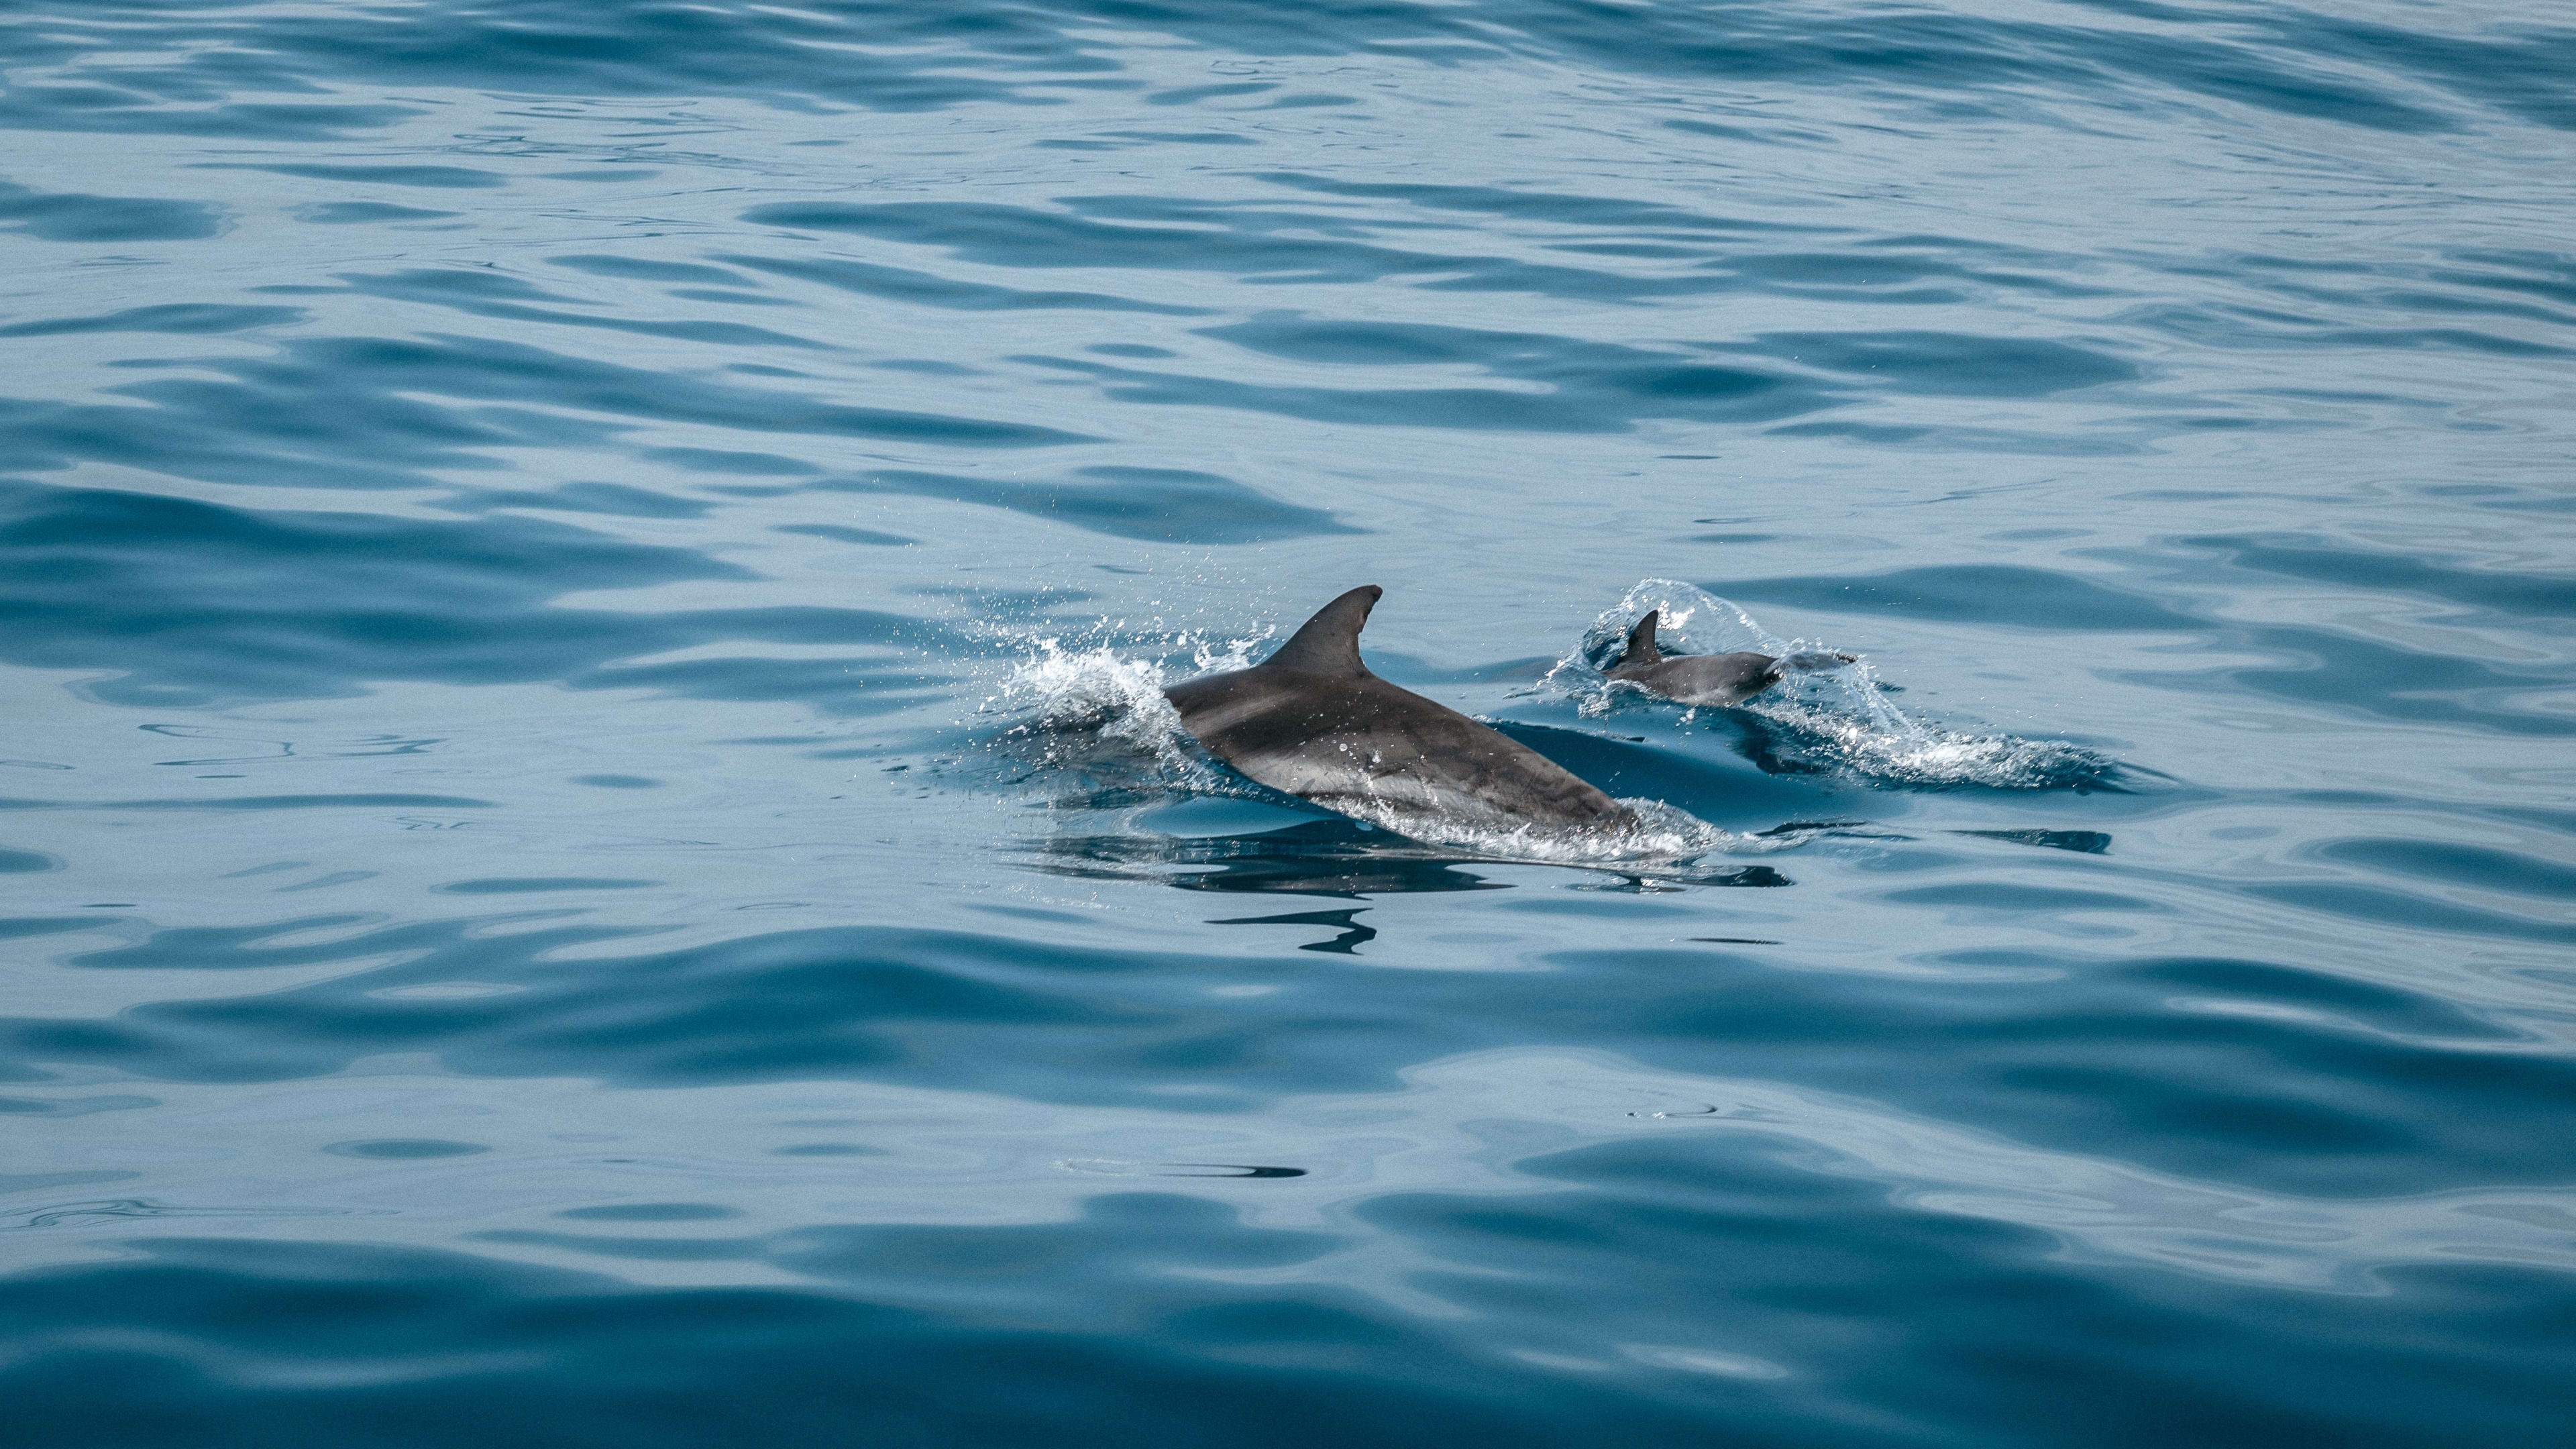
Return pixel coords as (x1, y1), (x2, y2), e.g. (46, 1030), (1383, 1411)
(1606, 610), (1854, 708)
(1164, 586), (1637, 837)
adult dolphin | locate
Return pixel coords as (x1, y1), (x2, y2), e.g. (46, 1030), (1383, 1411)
(1164, 586), (1636, 837)
(1606, 610), (1854, 707)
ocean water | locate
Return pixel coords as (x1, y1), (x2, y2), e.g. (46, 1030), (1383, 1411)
(4, 0), (2574, 1442)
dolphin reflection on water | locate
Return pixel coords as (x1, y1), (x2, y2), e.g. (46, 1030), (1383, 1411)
(1163, 586), (1639, 838)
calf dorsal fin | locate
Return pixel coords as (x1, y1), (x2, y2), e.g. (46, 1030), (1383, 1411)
(1612, 610), (1664, 669)
(1265, 585), (1381, 676)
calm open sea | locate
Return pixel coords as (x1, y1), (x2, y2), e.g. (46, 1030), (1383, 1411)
(4, 1), (2573, 1444)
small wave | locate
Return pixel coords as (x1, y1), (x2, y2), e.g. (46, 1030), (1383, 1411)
(1547, 580), (2115, 791)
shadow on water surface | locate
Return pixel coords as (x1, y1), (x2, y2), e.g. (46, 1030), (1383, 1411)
(1207, 907), (1378, 954)
(1022, 816), (1792, 898)
(1026, 818), (1505, 898)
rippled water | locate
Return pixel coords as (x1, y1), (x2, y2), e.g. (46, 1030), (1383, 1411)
(5, 1), (2575, 1443)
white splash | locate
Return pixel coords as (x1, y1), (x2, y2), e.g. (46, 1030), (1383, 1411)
(973, 615), (1767, 866)
(1549, 580), (2110, 790)
(963, 616), (1273, 798)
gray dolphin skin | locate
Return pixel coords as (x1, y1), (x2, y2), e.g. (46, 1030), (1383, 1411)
(1163, 586), (1638, 837)
(1606, 610), (1853, 707)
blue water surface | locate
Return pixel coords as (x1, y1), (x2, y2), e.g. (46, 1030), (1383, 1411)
(4, 1), (2574, 1444)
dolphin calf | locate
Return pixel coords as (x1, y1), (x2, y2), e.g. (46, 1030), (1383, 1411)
(1164, 586), (1637, 837)
(1607, 610), (1854, 707)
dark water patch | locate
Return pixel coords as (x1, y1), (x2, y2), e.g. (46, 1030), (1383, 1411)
(0, 333), (1083, 496)
(12, 0), (2546, 149)
(2, 1199), (364, 1230)
(0, 181), (221, 242)
(1248, 170), (1827, 235)
(0, 1230), (1774, 1449)
(1398, 1142), (2576, 1443)
(0, 1171), (137, 1196)
(2116, 623), (2576, 738)
(2127, 299), (2575, 360)
(1722, 564), (2200, 633)
(743, 198), (1764, 303)
(197, 163), (507, 189)
(274, 871), (376, 895)
(435, 879), (660, 895)
(11, 914), (2576, 1201)
(2313, 839), (2576, 903)
(0, 483), (962, 710)
(1763, 419), (2145, 455)
(667, 288), (796, 307)
(1028, 321), (1833, 433)
(818, 465), (1354, 543)
(568, 652), (946, 717)
(643, 447), (820, 476)
(0, 482), (729, 705)
(777, 523), (916, 546)
(2438, 248), (2576, 308)
(716, 252), (1212, 315)
(0, 34), (423, 143)
(0, 305), (303, 339)
(9, 920), (1178, 1093)
(572, 775), (659, 790)
(1719, 329), (2137, 396)
(0, 0), (1111, 124)
(1876, 881), (2157, 916)
(550, 255), (751, 285)
(1101, 129), (1257, 146)
(470, 1229), (763, 1262)
(2242, 882), (2576, 948)
(0, 848), (64, 873)
(2232, 9), (2576, 131)
(2149, 535), (2576, 623)
(2133, 957), (2531, 1046)
(1720, 251), (2125, 304)
(557, 1203), (737, 1221)
(1030, 820), (1508, 898)
(1596, 941), (2576, 1196)
(0, 918), (105, 943)
(1954, 829), (2112, 854)
(328, 268), (837, 350)
(1908, 958), (2576, 1193)
(296, 201), (460, 224)
(320, 1139), (488, 1159)
(1146, 82), (1277, 105)
(0, 795), (492, 813)
(1158, 1164), (1306, 1178)
(443, 480), (716, 519)
(1483, 0), (2465, 133)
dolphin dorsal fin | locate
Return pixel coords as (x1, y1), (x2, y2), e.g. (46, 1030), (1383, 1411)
(1265, 585), (1381, 676)
(1613, 610), (1664, 668)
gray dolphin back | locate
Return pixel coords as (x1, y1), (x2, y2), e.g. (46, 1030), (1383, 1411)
(1163, 587), (1633, 835)
(1605, 608), (1784, 707)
